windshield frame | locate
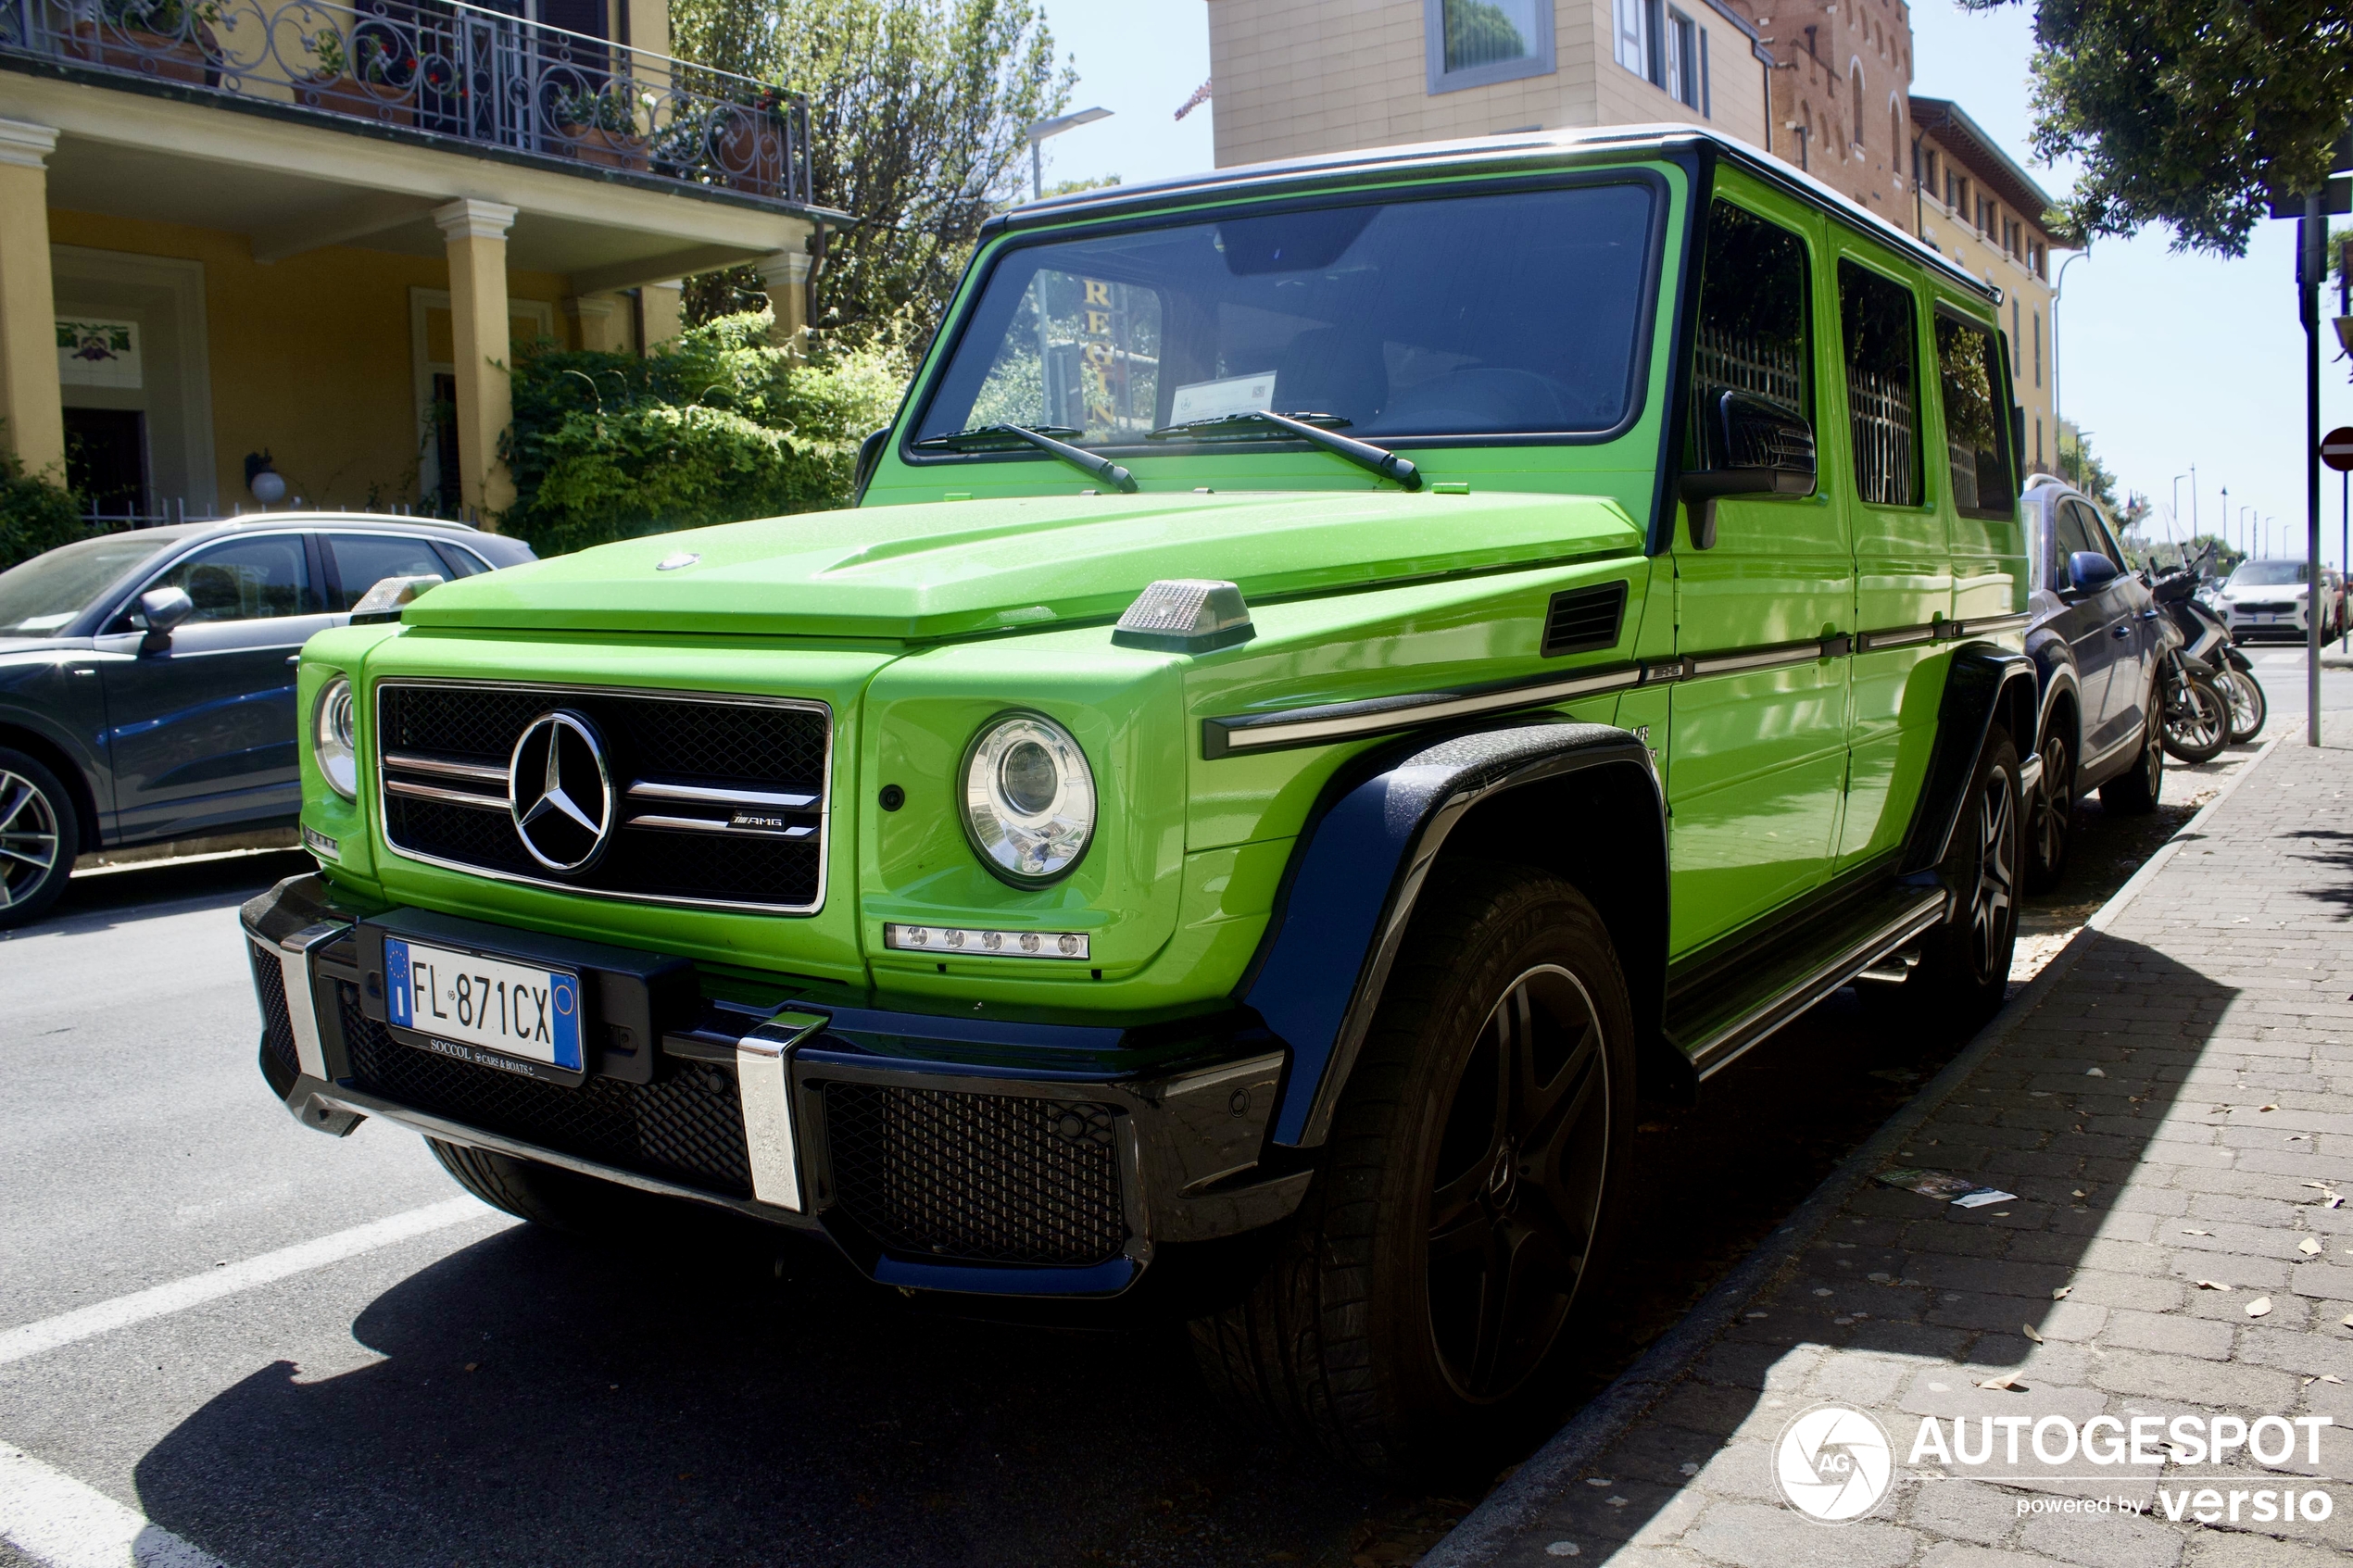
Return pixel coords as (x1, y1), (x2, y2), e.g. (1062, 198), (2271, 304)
(898, 166), (1674, 470)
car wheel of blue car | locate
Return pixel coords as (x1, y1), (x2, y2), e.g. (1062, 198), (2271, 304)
(1189, 863), (1635, 1480)
(2025, 727), (2071, 893)
(0, 748), (75, 930)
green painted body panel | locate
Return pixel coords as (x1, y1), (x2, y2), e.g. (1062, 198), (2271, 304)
(286, 143), (2026, 1042)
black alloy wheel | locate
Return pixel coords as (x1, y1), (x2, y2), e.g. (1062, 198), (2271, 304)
(1864, 724), (2021, 1036)
(0, 749), (76, 929)
(1425, 962), (1610, 1404)
(2024, 727), (2072, 892)
(1967, 755), (2020, 986)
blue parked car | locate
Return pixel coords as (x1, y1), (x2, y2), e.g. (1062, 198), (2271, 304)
(0, 513), (535, 926)
(2018, 474), (2165, 889)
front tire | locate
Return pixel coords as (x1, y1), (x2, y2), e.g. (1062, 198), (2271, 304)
(1189, 865), (1636, 1480)
(428, 1138), (665, 1237)
(2216, 666), (2266, 743)
(0, 749), (77, 930)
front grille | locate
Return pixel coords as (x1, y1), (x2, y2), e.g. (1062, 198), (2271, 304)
(2239, 601), (2295, 615)
(249, 939), (299, 1082)
(341, 995), (755, 1196)
(822, 1083), (1126, 1267)
(1542, 580), (1629, 658)
(375, 682), (829, 912)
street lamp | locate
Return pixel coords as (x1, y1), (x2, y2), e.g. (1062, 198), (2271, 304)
(1024, 107), (1113, 201)
(2171, 473), (2189, 546)
(2053, 251), (2087, 439)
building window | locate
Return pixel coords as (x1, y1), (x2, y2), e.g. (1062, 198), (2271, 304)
(2032, 308), (2042, 387)
(1851, 64), (1866, 148)
(1700, 25), (1712, 117)
(1430, 0), (1554, 94)
(1890, 103), (1902, 169)
(1666, 8), (1699, 108)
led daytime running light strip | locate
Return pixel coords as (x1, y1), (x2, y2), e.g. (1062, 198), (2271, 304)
(885, 922), (1090, 960)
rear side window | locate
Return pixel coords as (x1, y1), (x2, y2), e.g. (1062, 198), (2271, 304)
(1935, 313), (2014, 517)
(324, 533), (448, 612)
(432, 543), (491, 578)
(145, 536), (319, 622)
(1838, 260), (1922, 508)
(1691, 201), (1812, 444)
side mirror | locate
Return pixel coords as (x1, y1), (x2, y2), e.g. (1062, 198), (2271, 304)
(137, 586), (194, 653)
(2062, 550), (2121, 600)
(851, 425), (890, 506)
(1680, 390), (1818, 548)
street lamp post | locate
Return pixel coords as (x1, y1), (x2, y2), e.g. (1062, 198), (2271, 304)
(2172, 474), (2189, 550)
(1024, 107), (1114, 201)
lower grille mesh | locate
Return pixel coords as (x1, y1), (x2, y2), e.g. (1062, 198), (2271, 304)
(341, 997), (754, 1197)
(823, 1083), (1126, 1267)
(249, 940), (299, 1083)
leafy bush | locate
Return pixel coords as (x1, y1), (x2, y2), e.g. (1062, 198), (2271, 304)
(0, 438), (87, 572)
(497, 310), (908, 556)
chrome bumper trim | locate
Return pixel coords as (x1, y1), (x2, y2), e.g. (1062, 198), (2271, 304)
(736, 1010), (825, 1211)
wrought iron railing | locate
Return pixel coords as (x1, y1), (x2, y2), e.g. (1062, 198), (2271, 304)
(1, 0), (814, 206)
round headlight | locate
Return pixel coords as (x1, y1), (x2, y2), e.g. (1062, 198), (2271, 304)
(962, 712), (1095, 884)
(314, 675), (358, 800)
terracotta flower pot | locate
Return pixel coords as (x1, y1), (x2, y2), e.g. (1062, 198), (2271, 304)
(308, 76), (418, 126)
(559, 122), (646, 172)
(68, 20), (217, 86)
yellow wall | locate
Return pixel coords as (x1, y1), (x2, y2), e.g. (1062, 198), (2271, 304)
(47, 207), (569, 512)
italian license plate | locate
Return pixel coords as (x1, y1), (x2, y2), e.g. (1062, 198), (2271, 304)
(384, 936), (582, 1073)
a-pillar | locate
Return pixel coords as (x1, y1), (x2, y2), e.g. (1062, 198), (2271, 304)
(434, 197), (519, 520)
(755, 249), (812, 353)
(0, 119), (63, 482)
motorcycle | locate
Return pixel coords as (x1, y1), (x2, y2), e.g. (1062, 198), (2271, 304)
(2161, 546), (2266, 743)
(2147, 563), (2234, 763)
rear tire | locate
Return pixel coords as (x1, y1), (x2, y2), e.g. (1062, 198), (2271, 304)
(2024, 725), (2072, 893)
(1866, 725), (2021, 1038)
(0, 748), (77, 930)
(427, 1138), (663, 1237)
(1189, 864), (1636, 1481)
(2098, 700), (2165, 816)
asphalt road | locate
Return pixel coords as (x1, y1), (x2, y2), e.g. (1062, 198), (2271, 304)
(2, 650), (2344, 1568)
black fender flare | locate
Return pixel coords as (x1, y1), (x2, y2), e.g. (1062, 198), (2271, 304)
(1237, 721), (1665, 1148)
(1898, 642), (2038, 877)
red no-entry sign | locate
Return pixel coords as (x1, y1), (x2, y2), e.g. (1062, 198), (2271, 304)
(2324, 426), (2353, 473)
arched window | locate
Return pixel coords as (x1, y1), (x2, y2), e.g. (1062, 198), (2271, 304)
(1851, 64), (1866, 147)
(1890, 101), (1902, 170)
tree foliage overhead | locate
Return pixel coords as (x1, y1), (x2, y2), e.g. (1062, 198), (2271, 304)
(1968, 0), (2353, 254)
(669, 0), (1070, 342)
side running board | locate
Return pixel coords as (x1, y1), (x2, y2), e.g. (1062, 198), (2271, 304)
(1665, 884), (1950, 1081)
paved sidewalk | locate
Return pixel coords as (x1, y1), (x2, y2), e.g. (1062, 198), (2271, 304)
(1445, 730), (2353, 1568)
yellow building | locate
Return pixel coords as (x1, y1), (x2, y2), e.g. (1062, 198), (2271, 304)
(1909, 96), (2066, 477)
(1205, 0), (1777, 169)
(0, 0), (838, 521)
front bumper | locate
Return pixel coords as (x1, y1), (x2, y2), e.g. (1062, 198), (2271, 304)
(2225, 602), (2311, 637)
(242, 874), (1310, 1302)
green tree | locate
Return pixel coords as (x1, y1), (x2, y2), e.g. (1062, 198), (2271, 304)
(1963, 0), (2353, 254)
(669, 0), (1069, 343)
(2055, 421), (2123, 513)
(0, 428), (86, 571)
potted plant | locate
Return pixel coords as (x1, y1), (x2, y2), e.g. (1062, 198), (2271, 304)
(710, 83), (789, 197)
(68, 0), (221, 87)
(303, 24), (418, 126)
(550, 87), (645, 171)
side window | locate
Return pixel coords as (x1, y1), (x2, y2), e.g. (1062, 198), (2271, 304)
(433, 543), (491, 578)
(324, 533), (447, 612)
(1838, 259), (1922, 508)
(1933, 312), (2014, 516)
(144, 536), (318, 623)
(2064, 500), (2122, 568)
(1691, 201), (1810, 458)
(2051, 498), (2099, 567)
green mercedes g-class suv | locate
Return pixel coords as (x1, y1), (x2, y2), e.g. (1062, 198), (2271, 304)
(244, 125), (2068, 1476)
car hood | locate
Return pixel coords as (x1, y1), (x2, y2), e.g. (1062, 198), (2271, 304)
(400, 490), (1644, 641)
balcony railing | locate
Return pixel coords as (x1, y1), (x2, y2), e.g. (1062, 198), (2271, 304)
(1, 0), (814, 206)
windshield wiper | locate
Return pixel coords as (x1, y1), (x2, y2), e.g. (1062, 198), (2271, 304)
(911, 423), (1138, 494)
(1146, 410), (1421, 492)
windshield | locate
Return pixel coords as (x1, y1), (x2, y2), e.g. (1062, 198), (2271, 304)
(0, 529), (192, 637)
(2229, 560), (2309, 587)
(915, 181), (1660, 449)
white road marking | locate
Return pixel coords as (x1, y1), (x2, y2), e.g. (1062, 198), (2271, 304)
(0, 1442), (227, 1568)
(0, 1199), (490, 1368)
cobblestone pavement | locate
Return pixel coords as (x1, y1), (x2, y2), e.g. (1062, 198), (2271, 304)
(1453, 730), (2353, 1568)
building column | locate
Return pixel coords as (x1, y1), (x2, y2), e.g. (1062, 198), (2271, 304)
(563, 293), (628, 354)
(0, 119), (64, 483)
(638, 280), (684, 353)
(755, 249), (812, 353)
(434, 197), (519, 521)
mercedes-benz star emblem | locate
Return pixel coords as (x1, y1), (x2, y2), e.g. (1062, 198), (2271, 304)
(509, 710), (614, 872)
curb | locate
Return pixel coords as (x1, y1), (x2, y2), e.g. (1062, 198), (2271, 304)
(1418, 726), (2291, 1568)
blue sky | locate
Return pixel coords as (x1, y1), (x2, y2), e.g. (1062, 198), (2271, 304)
(1033, 1), (2353, 563)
